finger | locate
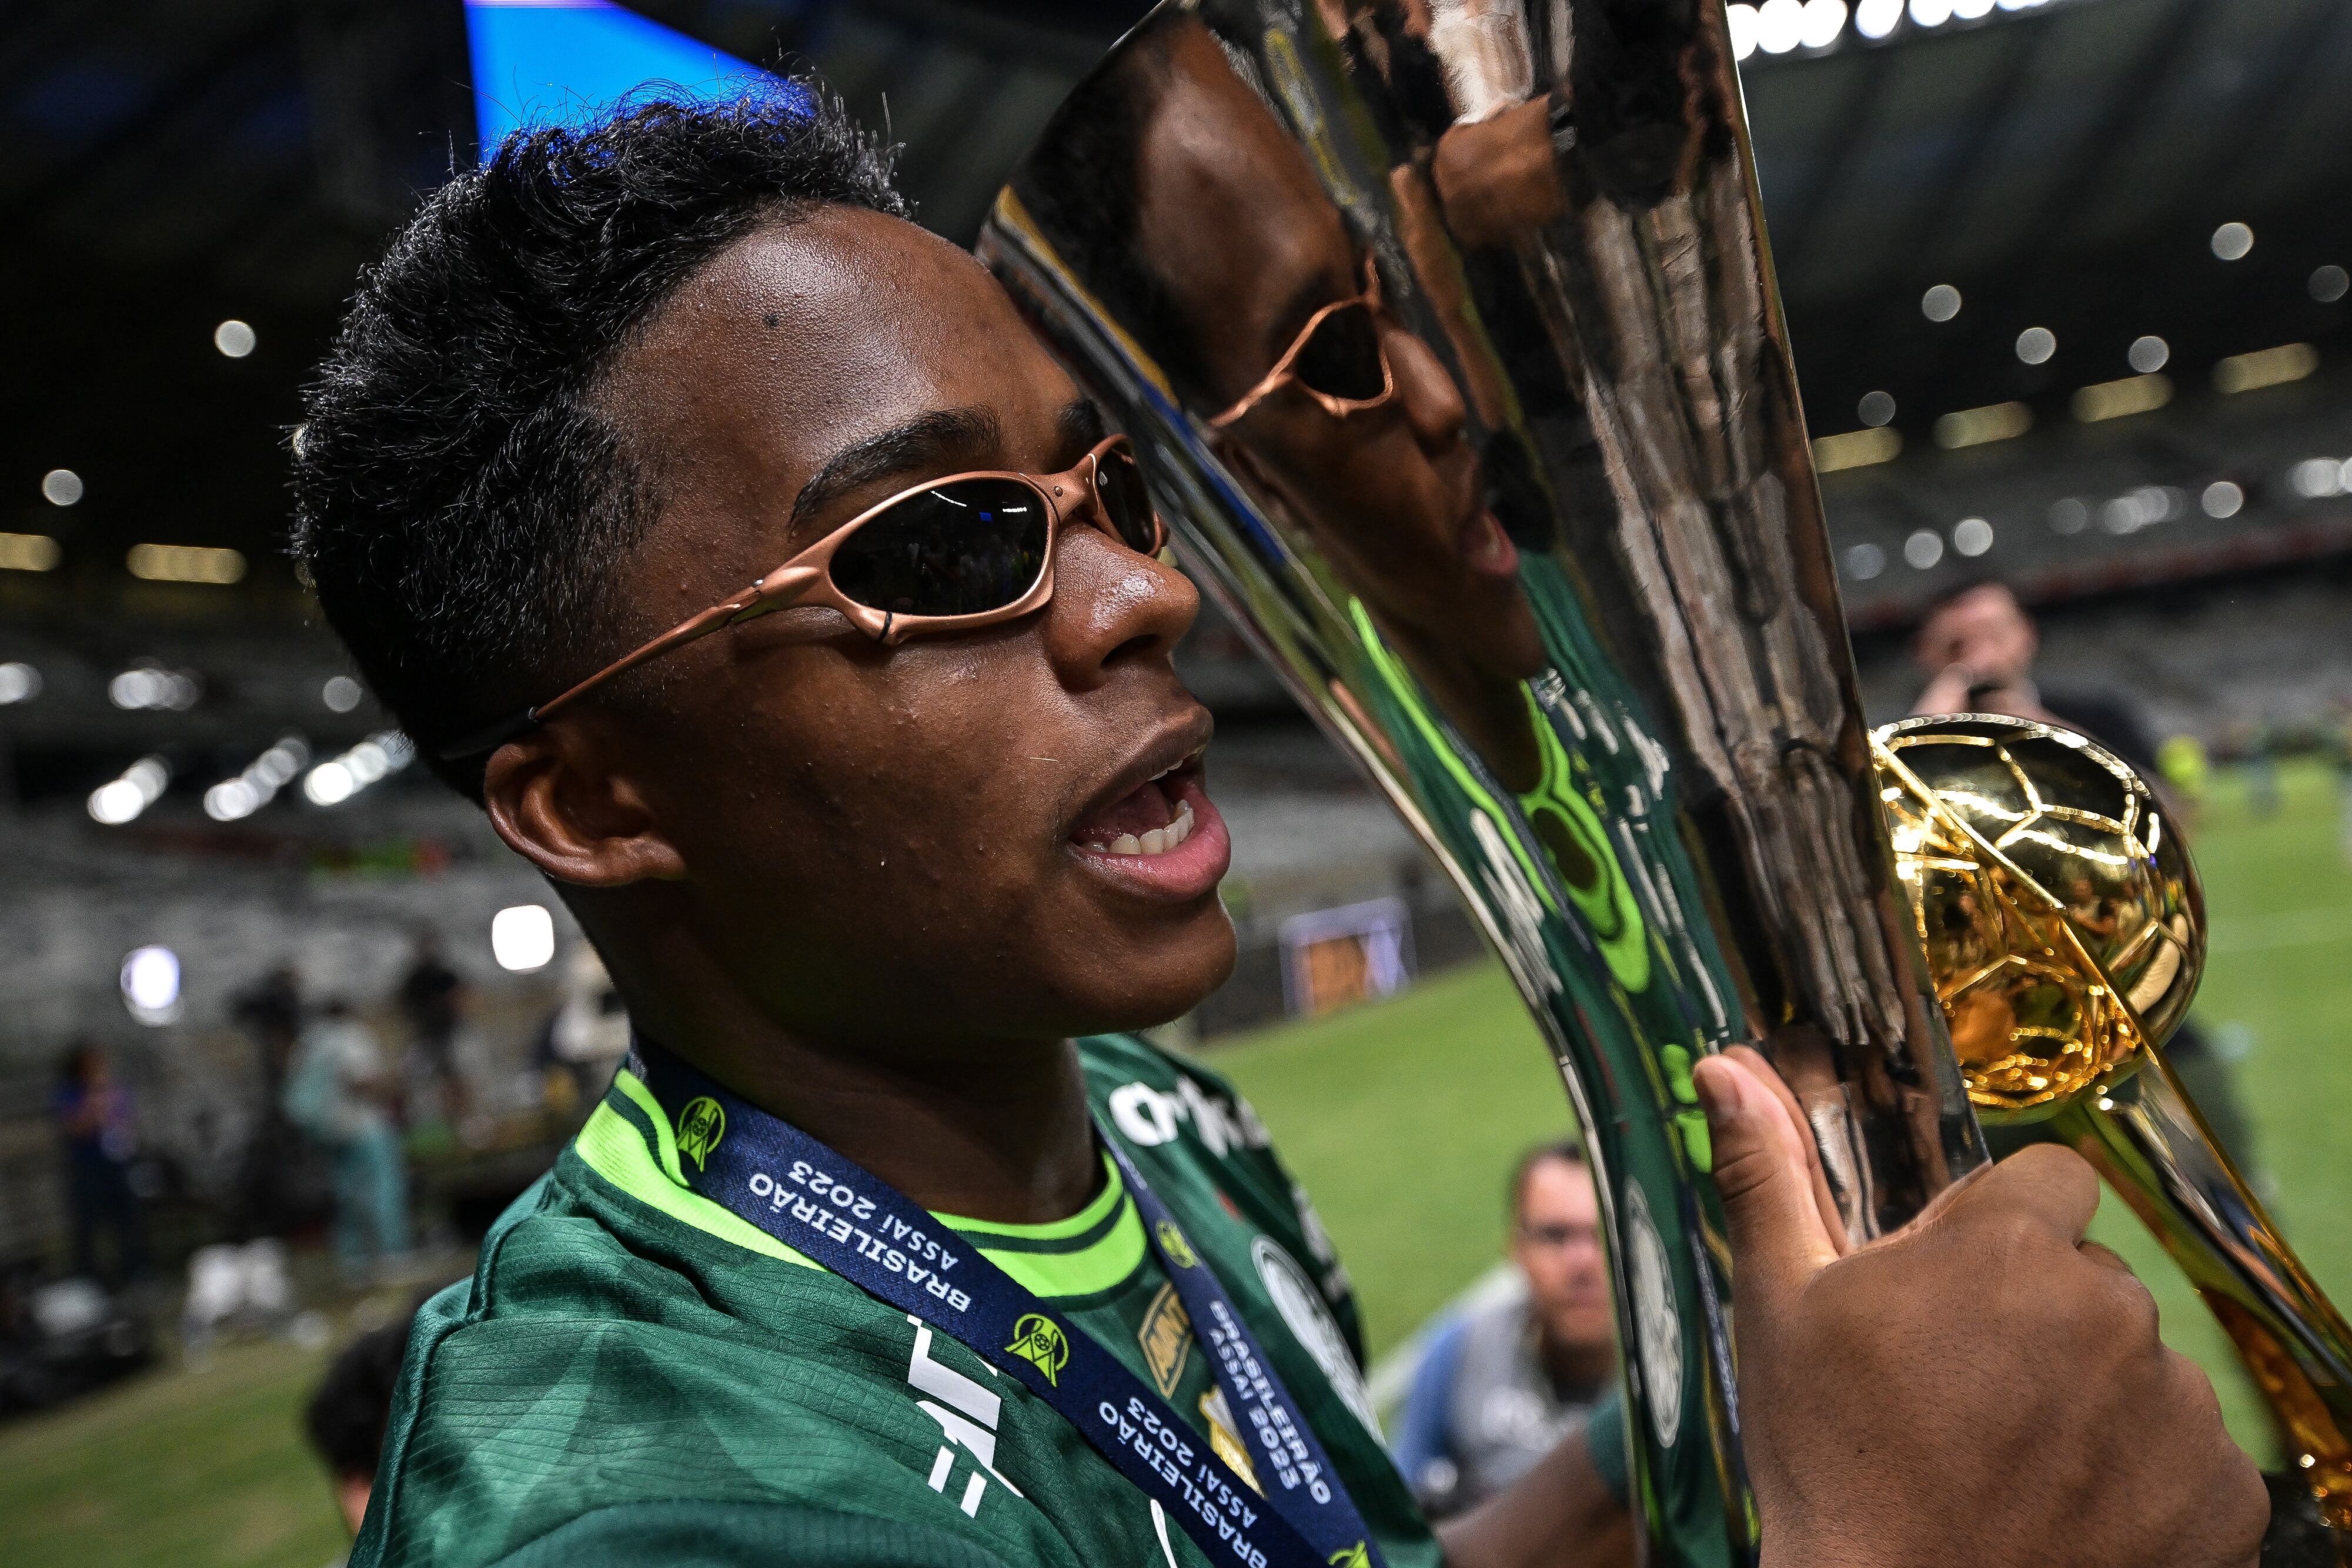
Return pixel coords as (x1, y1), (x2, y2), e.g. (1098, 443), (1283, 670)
(1723, 1045), (1852, 1259)
(1695, 1052), (1842, 1310)
(1948, 1142), (2102, 1246)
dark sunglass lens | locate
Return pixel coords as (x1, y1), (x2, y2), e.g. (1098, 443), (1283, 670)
(829, 478), (1048, 619)
(1292, 302), (1386, 402)
(1094, 449), (1161, 554)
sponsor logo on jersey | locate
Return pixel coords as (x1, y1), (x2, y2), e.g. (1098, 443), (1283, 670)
(904, 1316), (1024, 1519)
(1155, 1218), (1200, 1269)
(1005, 1312), (1070, 1387)
(675, 1096), (725, 1171)
(1138, 1282), (1195, 1398)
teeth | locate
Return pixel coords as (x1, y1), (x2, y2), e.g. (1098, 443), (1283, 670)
(1089, 800), (1196, 858)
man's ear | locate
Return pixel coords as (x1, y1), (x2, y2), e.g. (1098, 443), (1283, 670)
(482, 718), (687, 887)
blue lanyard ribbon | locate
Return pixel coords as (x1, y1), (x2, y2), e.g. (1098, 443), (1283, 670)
(630, 1042), (1384, 1568)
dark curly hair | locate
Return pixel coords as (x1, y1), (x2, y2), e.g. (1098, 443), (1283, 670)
(292, 81), (907, 797)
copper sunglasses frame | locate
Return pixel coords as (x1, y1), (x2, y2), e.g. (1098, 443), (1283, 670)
(439, 435), (1164, 760)
(1206, 256), (1398, 429)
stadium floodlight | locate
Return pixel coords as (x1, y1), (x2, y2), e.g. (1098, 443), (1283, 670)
(322, 675), (363, 713)
(1856, 0), (1905, 38)
(1922, 283), (1962, 321)
(42, 469), (82, 506)
(1756, 0), (1803, 54)
(1844, 542), (1887, 580)
(89, 755), (171, 825)
(1903, 529), (1945, 569)
(2202, 482), (2244, 519)
(213, 320), (256, 358)
(2129, 336), (2170, 374)
(493, 905), (557, 972)
(0, 533), (60, 573)
(2047, 499), (2090, 535)
(1857, 390), (1897, 426)
(203, 735), (310, 823)
(0, 663), (39, 704)
(2312, 266), (2350, 303)
(1952, 518), (1995, 556)
(1798, 0), (1849, 50)
(2015, 326), (2057, 365)
(2211, 222), (2254, 261)
(1952, 0), (1993, 16)
(1727, 3), (1761, 58)
(121, 945), (182, 1026)
(2290, 458), (2344, 499)
(304, 728), (415, 805)
(1909, 0), (1955, 26)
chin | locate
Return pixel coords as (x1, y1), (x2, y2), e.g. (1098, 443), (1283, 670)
(1064, 901), (1237, 1037)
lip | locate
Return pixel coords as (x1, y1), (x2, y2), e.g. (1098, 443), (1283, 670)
(1065, 706), (1227, 902)
(1448, 453), (1520, 580)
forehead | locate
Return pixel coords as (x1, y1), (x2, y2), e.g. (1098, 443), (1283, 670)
(1519, 1155), (1595, 1212)
(603, 206), (1075, 494)
(1925, 587), (2026, 638)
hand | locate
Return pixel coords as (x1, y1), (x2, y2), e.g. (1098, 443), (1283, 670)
(1431, 96), (1565, 251)
(1910, 661), (1979, 717)
(1694, 1051), (2266, 1568)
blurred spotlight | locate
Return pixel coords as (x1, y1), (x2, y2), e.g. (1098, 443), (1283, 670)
(126, 543), (245, 585)
(305, 729), (414, 805)
(2015, 326), (2057, 365)
(1857, 390), (1897, 426)
(2211, 222), (2254, 261)
(1798, 0), (1847, 49)
(1935, 401), (2032, 449)
(322, 675), (364, 713)
(2102, 486), (2181, 533)
(2047, 498), (2090, 535)
(204, 735), (310, 823)
(1812, 427), (1902, 471)
(108, 666), (201, 711)
(1845, 542), (1886, 580)
(0, 533), (61, 573)
(2290, 458), (2343, 499)
(42, 469), (83, 506)
(2202, 481), (2245, 519)
(1904, 529), (1945, 569)
(213, 320), (256, 358)
(1728, 3), (1760, 57)
(1909, 0), (1954, 25)
(1952, 517), (1995, 556)
(1856, 0), (1904, 36)
(120, 946), (182, 1027)
(2214, 342), (2319, 395)
(1757, 0), (1803, 54)
(2311, 266), (2350, 304)
(89, 756), (171, 825)
(2129, 336), (2170, 373)
(493, 905), (556, 973)
(0, 663), (40, 704)
(1952, 0), (1993, 16)
(2072, 374), (2172, 423)
(1922, 283), (1962, 322)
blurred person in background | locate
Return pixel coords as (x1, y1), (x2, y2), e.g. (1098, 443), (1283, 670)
(531, 945), (630, 1118)
(1393, 1141), (1622, 1522)
(306, 1309), (417, 1547)
(51, 1040), (150, 1288)
(1912, 578), (2257, 1168)
(285, 1000), (411, 1285)
(396, 929), (469, 1122)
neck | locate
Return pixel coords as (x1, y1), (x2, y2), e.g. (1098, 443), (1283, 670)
(1538, 1326), (1614, 1393)
(1382, 614), (1541, 793)
(599, 907), (1101, 1226)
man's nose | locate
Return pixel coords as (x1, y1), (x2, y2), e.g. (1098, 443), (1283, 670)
(1041, 524), (1197, 688)
(1386, 327), (1469, 456)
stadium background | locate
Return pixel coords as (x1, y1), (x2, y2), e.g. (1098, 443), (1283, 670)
(7, 0), (2352, 1560)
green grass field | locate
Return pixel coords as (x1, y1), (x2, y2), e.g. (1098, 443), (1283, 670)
(8, 760), (2351, 1564)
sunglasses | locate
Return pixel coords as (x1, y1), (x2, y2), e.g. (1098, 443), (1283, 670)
(440, 434), (1165, 760)
(1208, 255), (1396, 429)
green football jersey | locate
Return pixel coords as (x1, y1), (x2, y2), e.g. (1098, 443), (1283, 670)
(354, 1033), (1442, 1568)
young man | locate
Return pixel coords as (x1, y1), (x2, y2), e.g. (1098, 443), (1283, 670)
(293, 88), (2263, 1568)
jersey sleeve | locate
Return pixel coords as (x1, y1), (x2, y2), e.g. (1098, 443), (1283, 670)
(487, 1500), (1018, 1567)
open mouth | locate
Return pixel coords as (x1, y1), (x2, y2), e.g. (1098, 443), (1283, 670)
(1461, 503), (1520, 579)
(1068, 744), (1231, 900)
(1073, 748), (1205, 856)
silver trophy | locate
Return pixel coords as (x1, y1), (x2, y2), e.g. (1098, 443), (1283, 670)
(982, 2), (1983, 1560)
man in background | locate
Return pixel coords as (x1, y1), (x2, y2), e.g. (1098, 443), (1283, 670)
(285, 1001), (411, 1285)
(1393, 1141), (1622, 1520)
(51, 1041), (150, 1288)
(306, 1309), (417, 1545)
(1911, 577), (2257, 1167)
(396, 931), (469, 1122)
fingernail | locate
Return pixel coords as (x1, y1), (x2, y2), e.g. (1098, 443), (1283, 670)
(1693, 1057), (1745, 1125)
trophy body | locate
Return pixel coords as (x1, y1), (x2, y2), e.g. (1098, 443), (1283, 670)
(984, 4), (1983, 1560)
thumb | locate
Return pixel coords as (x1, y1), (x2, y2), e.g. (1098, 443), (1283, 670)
(1694, 1053), (1840, 1313)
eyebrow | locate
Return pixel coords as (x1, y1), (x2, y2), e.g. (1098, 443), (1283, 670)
(785, 399), (1109, 538)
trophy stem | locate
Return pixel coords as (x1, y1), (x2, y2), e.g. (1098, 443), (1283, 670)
(2050, 1050), (2352, 1544)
